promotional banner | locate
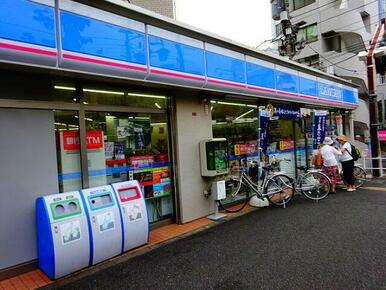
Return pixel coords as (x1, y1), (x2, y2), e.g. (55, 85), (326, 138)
(313, 111), (327, 149)
(259, 109), (270, 157)
(266, 104), (301, 119)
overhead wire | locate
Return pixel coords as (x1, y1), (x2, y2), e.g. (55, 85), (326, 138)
(260, 0), (380, 46)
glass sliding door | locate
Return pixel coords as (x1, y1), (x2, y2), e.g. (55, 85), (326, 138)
(85, 111), (173, 223)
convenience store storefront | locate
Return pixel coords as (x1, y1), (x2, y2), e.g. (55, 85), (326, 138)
(0, 0), (358, 276)
(212, 99), (349, 178)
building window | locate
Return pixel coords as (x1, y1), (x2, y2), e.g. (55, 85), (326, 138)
(297, 23), (318, 43)
(291, 0), (316, 11)
(297, 55), (320, 69)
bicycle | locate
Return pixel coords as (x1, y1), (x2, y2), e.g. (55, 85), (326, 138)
(219, 158), (294, 213)
(293, 166), (331, 201)
(337, 164), (366, 188)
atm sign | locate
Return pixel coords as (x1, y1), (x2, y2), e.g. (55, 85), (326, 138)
(63, 130), (104, 150)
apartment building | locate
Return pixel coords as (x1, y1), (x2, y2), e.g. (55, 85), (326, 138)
(286, 0), (380, 142)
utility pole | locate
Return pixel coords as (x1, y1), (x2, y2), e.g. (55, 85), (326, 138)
(271, 0), (306, 58)
(362, 18), (386, 177)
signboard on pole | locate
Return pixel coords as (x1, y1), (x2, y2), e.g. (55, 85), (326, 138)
(313, 111), (327, 149)
(259, 109), (270, 157)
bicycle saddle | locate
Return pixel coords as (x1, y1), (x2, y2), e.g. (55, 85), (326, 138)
(296, 166), (307, 171)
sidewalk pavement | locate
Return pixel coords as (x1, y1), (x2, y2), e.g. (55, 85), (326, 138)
(1, 177), (386, 290)
(0, 205), (256, 290)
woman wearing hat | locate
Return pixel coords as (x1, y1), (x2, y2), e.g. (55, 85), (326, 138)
(336, 134), (356, 191)
(321, 137), (342, 193)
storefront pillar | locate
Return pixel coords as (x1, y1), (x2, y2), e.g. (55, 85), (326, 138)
(345, 111), (355, 142)
(174, 91), (213, 223)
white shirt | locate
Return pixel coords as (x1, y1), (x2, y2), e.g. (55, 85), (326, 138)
(340, 142), (353, 162)
(321, 145), (342, 167)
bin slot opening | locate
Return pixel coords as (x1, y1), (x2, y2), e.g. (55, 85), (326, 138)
(118, 187), (141, 202)
(89, 193), (114, 210)
(50, 198), (82, 220)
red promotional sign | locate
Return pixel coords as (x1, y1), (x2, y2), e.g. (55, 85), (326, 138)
(63, 130), (104, 151)
(378, 130), (386, 141)
(335, 115), (343, 125)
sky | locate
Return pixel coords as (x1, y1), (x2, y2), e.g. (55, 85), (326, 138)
(174, 0), (273, 49)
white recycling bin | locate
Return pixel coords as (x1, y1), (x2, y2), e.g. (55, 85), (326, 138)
(36, 191), (90, 279)
(80, 185), (123, 265)
(111, 181), (149, 252)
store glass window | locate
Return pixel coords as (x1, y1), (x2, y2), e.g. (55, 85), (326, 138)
(84, 111), (172, 223)
(268, 119), (297, 177)
(211, 100), (259, 174)
(54, 110), (82, 192)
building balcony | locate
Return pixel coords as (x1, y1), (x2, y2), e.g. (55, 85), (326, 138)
(319, 7), (371, 51)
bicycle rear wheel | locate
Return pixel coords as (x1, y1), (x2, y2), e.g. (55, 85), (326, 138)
(218, 180), (249, 213)
(265, 174), (294, 207)
(353, 166), (366, 188)
(300, 171), (330, 201)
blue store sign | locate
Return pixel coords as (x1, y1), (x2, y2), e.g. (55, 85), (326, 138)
(267, 104), (301, 119)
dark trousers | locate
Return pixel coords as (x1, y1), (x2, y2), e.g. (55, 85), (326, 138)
(341, 159), (355, 186)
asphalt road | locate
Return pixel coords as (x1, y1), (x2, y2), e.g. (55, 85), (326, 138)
(54, 186), (386, 290)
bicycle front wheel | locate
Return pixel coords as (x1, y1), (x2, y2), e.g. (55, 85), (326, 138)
(353, 166), (366, 188)
(265, 174), (294, 207)
(218, 180), (249, 213)
(300, 171), (330, 201)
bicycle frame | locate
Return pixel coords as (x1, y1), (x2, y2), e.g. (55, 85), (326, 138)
(235, 168), (290, 200)
(293, 168), (330, 193)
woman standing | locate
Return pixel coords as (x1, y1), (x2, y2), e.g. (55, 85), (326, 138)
(336, 134), (356, 191)
(321, 137), (342, 193)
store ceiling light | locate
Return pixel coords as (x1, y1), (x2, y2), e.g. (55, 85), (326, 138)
(235, 109), (255, 120)
(83, 88), (124, 95)
(154, 102), (162, 109)
(135, 116), (150, 120)
(214, 101), (257, 108)
(151, 122), (167, 126)
(54, 85), (76, 91)
(127, 93), (166, 99)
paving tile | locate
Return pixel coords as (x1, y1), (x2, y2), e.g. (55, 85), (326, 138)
(8, 278), (27, 290)
(0, 280), (15, 290)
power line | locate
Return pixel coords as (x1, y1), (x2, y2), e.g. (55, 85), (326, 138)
(265, 0), (379, 44)
(256, 0), (339, 48)
(306, 44), (364, 73)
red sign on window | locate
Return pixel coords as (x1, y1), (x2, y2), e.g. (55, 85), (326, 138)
(63, 130), (104, 150)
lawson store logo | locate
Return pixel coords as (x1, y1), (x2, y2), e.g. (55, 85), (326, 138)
(318, 83), (342, 101)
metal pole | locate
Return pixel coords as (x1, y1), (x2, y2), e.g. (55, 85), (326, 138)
(367, 18), (385, 177)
